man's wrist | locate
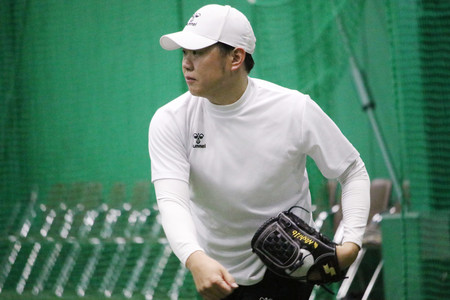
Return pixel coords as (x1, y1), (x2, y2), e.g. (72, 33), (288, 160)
(336, 242), (360, 269)
(185, 250), (205, 270)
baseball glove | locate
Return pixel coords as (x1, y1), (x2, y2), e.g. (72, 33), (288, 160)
(251, 206), (345, 285)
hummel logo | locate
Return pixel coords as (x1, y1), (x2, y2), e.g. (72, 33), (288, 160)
(193, 133), (204, 144)
(187, 12), (201, 26)
(193, 133), (206, 148)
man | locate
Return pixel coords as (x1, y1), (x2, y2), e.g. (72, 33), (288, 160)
(149, 4), (370, 300)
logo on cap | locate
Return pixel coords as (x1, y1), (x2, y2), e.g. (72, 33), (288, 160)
(187, 13), (201, 26)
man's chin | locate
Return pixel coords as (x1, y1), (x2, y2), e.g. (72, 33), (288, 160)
(188, 87), (202, 97)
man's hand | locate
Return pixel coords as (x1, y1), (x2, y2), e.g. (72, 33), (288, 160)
(186, 251), (238, 300)
(336, 242), (360, 269)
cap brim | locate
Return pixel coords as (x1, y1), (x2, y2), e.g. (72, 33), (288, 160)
(160, 31), (217, 51)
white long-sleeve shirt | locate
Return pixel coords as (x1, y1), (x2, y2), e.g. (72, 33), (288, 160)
(149, 77), (370, 285)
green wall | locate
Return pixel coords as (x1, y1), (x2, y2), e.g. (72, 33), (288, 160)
(19, 1), (182, 192)
(3, 0), (401, 204)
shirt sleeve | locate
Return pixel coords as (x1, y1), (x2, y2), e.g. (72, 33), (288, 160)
(337, 157), (371, 247)
(148, 108), (190, 183)
(301, 98), (360, 179)
(154, 178), (204, 265)
(300, 97), (370, 246)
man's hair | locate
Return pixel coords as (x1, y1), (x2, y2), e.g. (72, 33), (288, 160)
(216, 42), (255, 74)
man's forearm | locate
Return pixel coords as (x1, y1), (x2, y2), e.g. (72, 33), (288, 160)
(154, 179), (204, 265)
(338, 157), (371, 247)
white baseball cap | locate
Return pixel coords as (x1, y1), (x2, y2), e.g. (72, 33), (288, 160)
(160, 4), (256, 54)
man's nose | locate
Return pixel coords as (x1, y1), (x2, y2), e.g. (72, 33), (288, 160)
(182, 55), (193, 71)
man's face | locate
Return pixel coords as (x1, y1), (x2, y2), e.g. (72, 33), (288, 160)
(182, 45), (231, 100)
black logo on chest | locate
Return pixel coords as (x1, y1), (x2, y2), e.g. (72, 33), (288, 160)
(193, 133), (206, 148)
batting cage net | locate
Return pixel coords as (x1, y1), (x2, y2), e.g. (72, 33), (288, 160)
(1, 0), (449, 299)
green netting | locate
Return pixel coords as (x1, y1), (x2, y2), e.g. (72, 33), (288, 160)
(388, 0), (450, 212)
(384, 1), (450, 299)
(1, 0), (449, 299)
(382, 212), (450, 300)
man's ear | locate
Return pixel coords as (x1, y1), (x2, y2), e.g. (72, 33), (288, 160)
(230, 48), (246, 71)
